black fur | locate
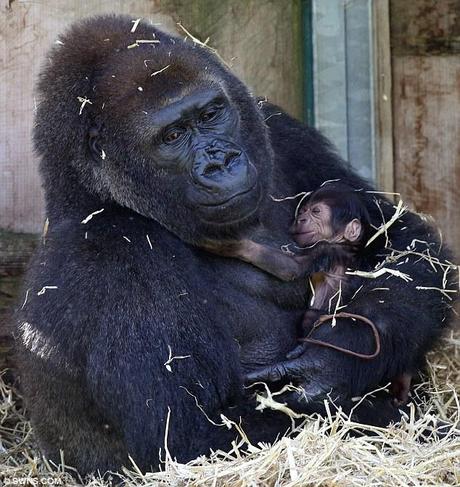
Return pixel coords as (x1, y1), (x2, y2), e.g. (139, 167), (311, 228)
(16, 15), (456, 477)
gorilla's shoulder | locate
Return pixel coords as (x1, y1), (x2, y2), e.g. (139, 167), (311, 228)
(257, 100), (337, 152)
(41, 212), (173, 271)
(258, 100), (308, 130)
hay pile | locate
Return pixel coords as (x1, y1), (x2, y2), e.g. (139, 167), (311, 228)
(0, 332), (459, 487)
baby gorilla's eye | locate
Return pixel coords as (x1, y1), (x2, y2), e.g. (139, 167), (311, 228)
(163, 128), (185, 144)
(312, 206), (321, 214)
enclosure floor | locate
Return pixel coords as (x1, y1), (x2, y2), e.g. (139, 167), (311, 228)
(1, 333), (459, 486)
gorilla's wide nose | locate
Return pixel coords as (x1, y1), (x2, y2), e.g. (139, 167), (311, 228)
(202, 147), (241, 176)
(192, 143), (249, 193)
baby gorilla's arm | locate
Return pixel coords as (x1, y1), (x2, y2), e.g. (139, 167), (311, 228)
(199, 239), (356, 282)
(199, 239), (303, 281)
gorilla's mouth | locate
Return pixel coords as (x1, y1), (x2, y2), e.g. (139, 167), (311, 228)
(199, 183), (256, 207)
(196, 181), (261, 225)
(291, 231), (316, 245)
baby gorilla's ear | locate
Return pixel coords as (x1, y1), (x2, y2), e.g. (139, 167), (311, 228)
(344, 218), (362, 242)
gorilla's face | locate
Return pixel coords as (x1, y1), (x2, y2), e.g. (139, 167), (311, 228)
(35, 17), (273, 244)
(93, 86), (269, 243)
(142, 88), (260, 226)
(89, 61), (273, 243)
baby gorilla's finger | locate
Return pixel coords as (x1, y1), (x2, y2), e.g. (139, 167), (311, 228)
(286, 343), (307, 360)
(244, 362), (290, 383)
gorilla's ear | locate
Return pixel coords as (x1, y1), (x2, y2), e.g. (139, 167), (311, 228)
(344, 218), (362, 242)
(88, 125), (104, 162)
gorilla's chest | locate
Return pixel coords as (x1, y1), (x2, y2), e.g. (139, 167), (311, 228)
(191, 253), (307, 369)
(127, 220), (308, 370)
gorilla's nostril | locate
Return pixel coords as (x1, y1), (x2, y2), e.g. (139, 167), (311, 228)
(225, 150), (241, 167)
(203, 163), (222, 177)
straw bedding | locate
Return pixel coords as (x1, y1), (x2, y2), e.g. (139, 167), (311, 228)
(0, 330), (458, 487)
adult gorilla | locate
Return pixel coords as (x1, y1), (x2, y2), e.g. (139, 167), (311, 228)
(17, 15), (454, 475)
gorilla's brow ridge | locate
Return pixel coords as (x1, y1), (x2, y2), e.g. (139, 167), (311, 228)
(149, 88), (225, 132)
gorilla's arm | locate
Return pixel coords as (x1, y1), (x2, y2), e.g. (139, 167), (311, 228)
(247, 105), (456, 404)
(86, 313), (239, 468)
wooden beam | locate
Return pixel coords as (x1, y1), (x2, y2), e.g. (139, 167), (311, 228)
(390, 0), (460, 56)
(372, 0), (394, 194)
(391, 0), (460, 256)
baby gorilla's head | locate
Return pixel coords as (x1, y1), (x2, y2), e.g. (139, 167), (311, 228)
(290, 183), (370, 247)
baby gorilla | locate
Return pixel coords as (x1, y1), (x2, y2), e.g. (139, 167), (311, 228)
(203, 183), (411, 406)
(290, 183), (371, 332)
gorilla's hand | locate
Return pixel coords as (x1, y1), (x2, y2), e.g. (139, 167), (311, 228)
(244, 357), (407, 425)
(244, 353), (339, 406)
(286, 342), (308, 360)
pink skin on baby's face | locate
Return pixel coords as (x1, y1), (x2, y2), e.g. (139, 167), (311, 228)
(290, 201), (335, 247)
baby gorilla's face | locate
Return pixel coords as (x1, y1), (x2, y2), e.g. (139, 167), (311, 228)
(290, 201), (334, 246)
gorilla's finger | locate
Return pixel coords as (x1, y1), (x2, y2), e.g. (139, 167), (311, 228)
(244, 362), (289, 383)
(244, 357), (311, 384)
(286, 343), (307, 360)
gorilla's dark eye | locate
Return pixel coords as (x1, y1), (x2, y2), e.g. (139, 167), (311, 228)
(199, 106), (221, 123)
(163, 128), (185, 144)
